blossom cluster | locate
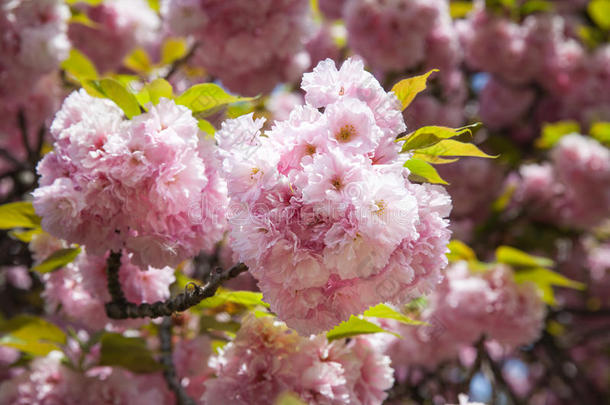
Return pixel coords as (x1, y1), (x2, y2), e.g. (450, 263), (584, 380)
(381, 261), (546, 370)
(162, 0), (311, 96)
(0, 353), (172, 405)
(43, 248), (175, 330)
(459, 3), (610, 136)
(204, 315), (394, 405)
(512, 133), (610, 229)
(0, 0), (70, 102)
(69, 0), (161, 74)
(32, 91), (228, 268)
(217, 58), (452, 334)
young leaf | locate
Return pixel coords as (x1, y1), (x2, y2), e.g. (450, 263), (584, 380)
(363, 304), (425, 325)
(138, 78), (173, 107)
(198, 288), (270, 309)
(391, 69), (438, 111)
(175, 83), (254, 115)
(123, 48), (153, 74)
(495, 246), (554, 268)
(85, 78), (142, 119)
(415, 139), (497, 158)
(99, 333), (163, 373)
(447, 240), (477, 262)
(536, 121), (580, 149)
(514, 268), (585, 305)
(10, 228), (43, 243)
(590, 122), (610, 146)
(411, 153), (458, 164)
(61, 49), (98, 80)
(404, 158), (448, 185)
(0, 201), (41, 229)
(0, 315), (66, 356)
(161, 38), (188, 65)
(399, 124), (479, 152)
(450, 1), (474, 18)
(276, 392), (308, 405)
(198, 119), (216, 135)
(326, 316), (400, 342)
(588, 0), (610, 31)
(33, 247), (81, 274)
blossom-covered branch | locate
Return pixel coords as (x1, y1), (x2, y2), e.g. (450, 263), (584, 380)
(105, 252), (248, 319)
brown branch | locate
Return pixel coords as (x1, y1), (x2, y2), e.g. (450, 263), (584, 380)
(104, 251), (247, 319)
(159, 317), (197, 405)
(164, 43), (199, 81)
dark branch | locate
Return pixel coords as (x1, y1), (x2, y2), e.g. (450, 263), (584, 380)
(17, 109), (33, 162)
(105, 252), (248, 319)
(164, 43), (199, 81)
(159, 317), (197, 405)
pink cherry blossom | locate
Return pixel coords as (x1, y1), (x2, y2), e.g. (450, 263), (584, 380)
(33, 92), (228, 268)
(218, 58), (451, 334)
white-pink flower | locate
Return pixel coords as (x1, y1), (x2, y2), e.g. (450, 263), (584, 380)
(218, 58), (452, 334)
(33, 92), (228, 268)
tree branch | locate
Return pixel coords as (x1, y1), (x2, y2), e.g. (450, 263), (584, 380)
(164, 43), (199, 81)
(159, 317), (197, 405)
(104, 252), (248, 319)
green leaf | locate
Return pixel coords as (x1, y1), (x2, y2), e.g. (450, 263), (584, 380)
(137, 78), (173, 107)
(85, 78), (142, 119)
(496, 246), (554, 268)
(399, 124), (479, 152)
(520, 0), (553, 14)
(588, 0), (610, 30)
(123, 48), (153, 74)
(61, 49), (98, 80)
(276, 392), (307, 405)
(65, 0), (103, 4)
(415, 139), (497, 158)
(450, 1), (474, 18)
(161, 38), (188, 65)
(491, 183), (516, 213)
(147, 0), (160, 12)
(10, 228), (43, 242)
(0, 315), (66, 356)
(391, 69), (438, 111)
(68, 12), (99, 28)
(326, 316), (400, 342)
(198, 119), (215, 135)
(363, 304), (425, 325)
(199, 288), (270, 309)
(590, 122), (610, 146)
(0, 202), (41, 229)
(447, 240), (477, 262)
(199, 315), (241, 334)
(514, 268), (585, 305)
(99, 333), (163, 373)
(411, 153), (458, 164)
(33, 247), (81, 274)
(536, 121), (581, 149)
(175, 83), (254, 116)
(404, 158), (448, 185)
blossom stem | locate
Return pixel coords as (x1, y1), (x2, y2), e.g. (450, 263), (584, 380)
(104, 254), (248, 319)
(159, 317), (196, 405)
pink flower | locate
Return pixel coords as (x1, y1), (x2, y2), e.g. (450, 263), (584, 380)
(318, 0), (347, 20)
(162, 0), (311, 95)
(0, 0), (70, 102)
(0, 353), (84, 405)
(204, 315), (393, 405)
(44, 250), (174, 330)
(69, 0), (160, 73)
(34, 92), (228, 268)
(478, 78), (536, 130)
(218, 58), (452, 334)
(344, 0), (456, 73)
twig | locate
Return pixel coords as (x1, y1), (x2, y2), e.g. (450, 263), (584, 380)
(17, 109), (33, 162)
(104, 252), (248, 319)
(480, 343), (526, 405)
(164, 43), (199, 81)
(159, 317), (197, 405)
